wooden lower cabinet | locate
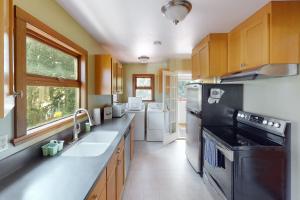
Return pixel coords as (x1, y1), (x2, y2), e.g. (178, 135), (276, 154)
(88, 134), (132, 200)
(107, 168), (117, 200)
(87, 169), (107, 200)
(116, 146), (124, 200)
(130, 122), (135, 160)
(106, 138), (124, 200)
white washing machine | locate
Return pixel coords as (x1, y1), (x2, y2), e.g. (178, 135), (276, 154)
(147, 103), (168, 142)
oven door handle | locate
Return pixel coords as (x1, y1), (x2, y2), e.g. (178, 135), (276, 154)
(216, 145), (234, 162)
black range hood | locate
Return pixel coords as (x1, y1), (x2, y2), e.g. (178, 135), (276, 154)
(221, 64), (299, 82)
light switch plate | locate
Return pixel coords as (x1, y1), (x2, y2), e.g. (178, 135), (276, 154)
(0, 135), (8, 152)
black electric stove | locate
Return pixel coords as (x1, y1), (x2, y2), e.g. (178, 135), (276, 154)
(202, 111), (291, 200)
(203, 125), (282, 149)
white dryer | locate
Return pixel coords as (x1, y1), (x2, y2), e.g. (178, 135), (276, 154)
(147, 103), (169, 141)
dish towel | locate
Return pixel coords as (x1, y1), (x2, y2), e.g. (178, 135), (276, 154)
(204, 138), (218, 167)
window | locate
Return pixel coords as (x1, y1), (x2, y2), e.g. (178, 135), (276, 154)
(14, 7), (88, 145)
(132, 74), (155, 101)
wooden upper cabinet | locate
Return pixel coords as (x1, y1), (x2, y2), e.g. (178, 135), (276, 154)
(228, 28), (242, 73)
(191, 52), (200, 80)
(116, 62), (123, 94)
(95, 55), (121, 95)
(228, 1), (300, 74)
(0, 0), (14, 118)
(269, 1), (300, 64)
(198, 44), (210, 78)
(242, 12), (269, 70)
(112, 58), (117, 94)
(192, 33), (228, 79)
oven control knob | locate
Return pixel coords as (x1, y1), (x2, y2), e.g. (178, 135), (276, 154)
(262, 120), (268, 125)
(274, 123), (281, 128)
(268, 121), (274, 126)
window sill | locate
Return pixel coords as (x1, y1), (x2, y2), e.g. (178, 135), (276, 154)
(13, 113), (87, 146)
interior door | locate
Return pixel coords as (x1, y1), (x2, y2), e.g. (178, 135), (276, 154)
(162, 70), (178, 145)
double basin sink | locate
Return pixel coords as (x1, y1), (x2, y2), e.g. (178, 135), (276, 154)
(61, 131), (118, 157)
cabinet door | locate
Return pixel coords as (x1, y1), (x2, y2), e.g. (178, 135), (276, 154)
(111, 59), (118, 94)
(116, 63), (123, 94)
(191, 52), (200, 80)
(228, 28), (243, 73)
(242, 14), (269, 70)
(0, 0), (14, 118)
(130, 122), (135, 160)
(199, 44), (210, 78)
(98, 187), (106, 200)
(95, 55), (113, 95)
(116, 148), (124, 200)
(87, 169), (106, 200)
(107, 168), (116, 200)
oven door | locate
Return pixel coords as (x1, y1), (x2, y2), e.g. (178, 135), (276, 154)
(203, 131), (234, 200)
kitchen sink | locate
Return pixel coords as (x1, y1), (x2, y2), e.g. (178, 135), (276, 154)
(61, 131), (118, 157)
(61, 142), (110, 157)
(84, 131), (118, 143)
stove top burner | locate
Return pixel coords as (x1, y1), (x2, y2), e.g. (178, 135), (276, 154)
(203, 125), (280, 148)
(236, 134), (257, 146)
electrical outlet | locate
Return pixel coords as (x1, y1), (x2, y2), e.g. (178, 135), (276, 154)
(0, 135), (8, 152)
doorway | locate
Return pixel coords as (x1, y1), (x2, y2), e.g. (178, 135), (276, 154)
(162, 71), (191, 144)
(177, 73), (192, 139)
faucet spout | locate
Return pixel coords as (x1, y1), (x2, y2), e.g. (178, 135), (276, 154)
(73, 108), (93, 141)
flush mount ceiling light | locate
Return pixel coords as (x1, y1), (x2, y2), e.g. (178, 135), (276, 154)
(161, 0), (192, 25)
(153, 40), (162, 46)
(138, 56), (150, 63)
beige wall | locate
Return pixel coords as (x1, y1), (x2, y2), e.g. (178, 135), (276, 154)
(241, 75), (300, 200)
(168, 58), (192, 74)
(122, 62), (168, 102)
(0, 0), (110, 160)
(122, 59), (192, 102)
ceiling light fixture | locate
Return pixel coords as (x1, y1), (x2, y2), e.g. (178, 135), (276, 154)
(161, 0), (192, 25)
(153, 40), (162, 46)
(138, 56), (150, 63)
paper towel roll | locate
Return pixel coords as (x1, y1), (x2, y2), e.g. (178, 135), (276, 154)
(93, 108), (101, 125)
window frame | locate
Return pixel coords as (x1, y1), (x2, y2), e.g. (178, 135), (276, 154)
(13, 7), (88, 145)
(132, 74), (155, 101)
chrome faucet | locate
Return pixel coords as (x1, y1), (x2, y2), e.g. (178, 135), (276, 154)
(73, 108), (93, 141)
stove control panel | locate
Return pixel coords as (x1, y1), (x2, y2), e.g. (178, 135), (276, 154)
(237, 111), (288, 137)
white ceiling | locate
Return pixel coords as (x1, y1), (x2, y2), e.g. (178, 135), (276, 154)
(57, 0), (269, 63)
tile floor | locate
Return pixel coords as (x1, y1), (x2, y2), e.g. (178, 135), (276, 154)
(122, 140), (214, 200)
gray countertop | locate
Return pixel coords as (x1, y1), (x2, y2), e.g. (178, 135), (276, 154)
(0, 113), (135, 200)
